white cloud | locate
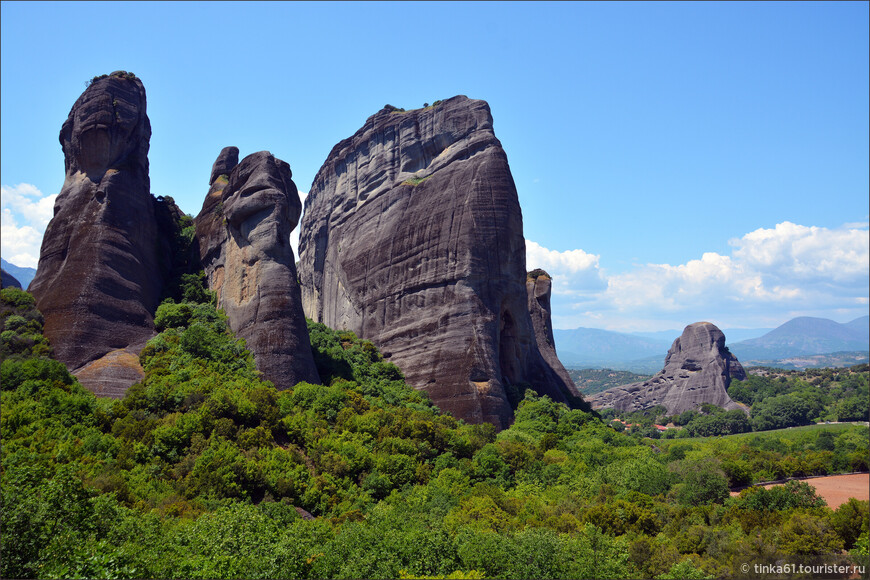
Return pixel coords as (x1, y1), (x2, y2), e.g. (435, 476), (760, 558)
(1, 183), (56, 269)
(542, 221), (870, 331)
(1, 183), (56, 229)
(526, 240), (607, 298)
(730, 221), (869, 284)
(527, 240), (599, 273)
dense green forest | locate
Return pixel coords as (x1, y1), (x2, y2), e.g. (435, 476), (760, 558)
(2, 284), (868, 579)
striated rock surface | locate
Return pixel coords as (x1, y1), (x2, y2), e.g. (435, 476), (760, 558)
(28, 71), (173, 397)
(298, 96), (582, 428)
(195, 149), (320, 389)
(588, 322), (746, 415)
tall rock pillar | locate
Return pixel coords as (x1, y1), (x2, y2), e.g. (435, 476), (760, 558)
(29, 71), (170, 397)
(195, 149), (321, 389)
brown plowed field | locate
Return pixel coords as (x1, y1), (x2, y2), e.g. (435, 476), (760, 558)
(730, 473), (869, 508)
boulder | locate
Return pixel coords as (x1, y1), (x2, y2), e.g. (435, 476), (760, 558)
(28, 72), (173, 397)
(195, 150), (320, 388)
(588, 322), (746, 415)
(298, 96), (582, 428)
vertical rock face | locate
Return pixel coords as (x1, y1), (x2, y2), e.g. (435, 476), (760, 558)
(526, 270), (578, 398)
(28, 72), (170, 397)
(298, 96), (582, 428)
(195, 149), (320, 389)
(588, 322), (747, 415)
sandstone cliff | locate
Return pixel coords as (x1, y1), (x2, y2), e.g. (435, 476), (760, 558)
(588, 322), (746, 415)
(298, 96), (582, 428)
(28, 72), (173, 397)
(195, 148), (320, 389)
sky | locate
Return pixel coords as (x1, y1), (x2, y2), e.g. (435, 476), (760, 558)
(2, 1), (868, 333)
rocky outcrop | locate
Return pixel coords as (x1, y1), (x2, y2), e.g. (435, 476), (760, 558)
(526, 270), (578, 396)
(28, 71), (173, 397)
(1, 269), (21, 289)
(298, 96), (582, 428)
(588, 322), (746, 415)
(195, 149), (320, 389)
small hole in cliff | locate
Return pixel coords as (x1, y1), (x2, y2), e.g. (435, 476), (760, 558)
(94, 191), (106, 204)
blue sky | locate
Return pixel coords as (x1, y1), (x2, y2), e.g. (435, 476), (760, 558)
(2, 1), (868, 333)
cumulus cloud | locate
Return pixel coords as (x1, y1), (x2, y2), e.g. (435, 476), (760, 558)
(525, 240), (607, 297)
(730, 221), (869, 284)
(1, 183), (56, 268)
(603, 251), (804, 315)
(540, 221), (870, 331)
(526, 240), (599, 273)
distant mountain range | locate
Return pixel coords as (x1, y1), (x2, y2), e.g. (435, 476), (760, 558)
(553, 328), (670, 369)
(553, 326), (770, 372)
(556, 316), (869, 372)
(728, 316), (869, 363)
(630, 327), (774, 343)
(1, 258), (36, 289)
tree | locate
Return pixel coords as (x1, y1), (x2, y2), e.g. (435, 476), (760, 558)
(673, 458), (730, 505)
(830, 498), (870, 550)
(778, 513), (844, 555)
(751, 394), (816, 431)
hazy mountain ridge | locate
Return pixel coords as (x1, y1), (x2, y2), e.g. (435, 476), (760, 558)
(630, 327), (774, 343)
(557, 316), (868, 372)
(729, 316), (869, 362)
(553, 327), (670, 368)
(1, 258), (36, 289)
(744, 351), (869, 371)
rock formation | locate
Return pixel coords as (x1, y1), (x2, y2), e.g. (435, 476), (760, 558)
(588, 322), (746, 415)
(526, 270), (577, 395)
(195, 149), (320, 389)
(298, 96), (582, 428)
(1, 268), (22, 289)
(28, 71), (174, 397)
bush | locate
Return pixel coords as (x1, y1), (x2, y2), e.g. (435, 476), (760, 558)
(154, 301), (194, 331)
(0, 287), (36, 309)
(685, 409), (752, 437)
(751, 394), (817, 431)
(738, 480), (826, 511)
(673, 458), (730, 505)
(1, 357), (74, 391)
